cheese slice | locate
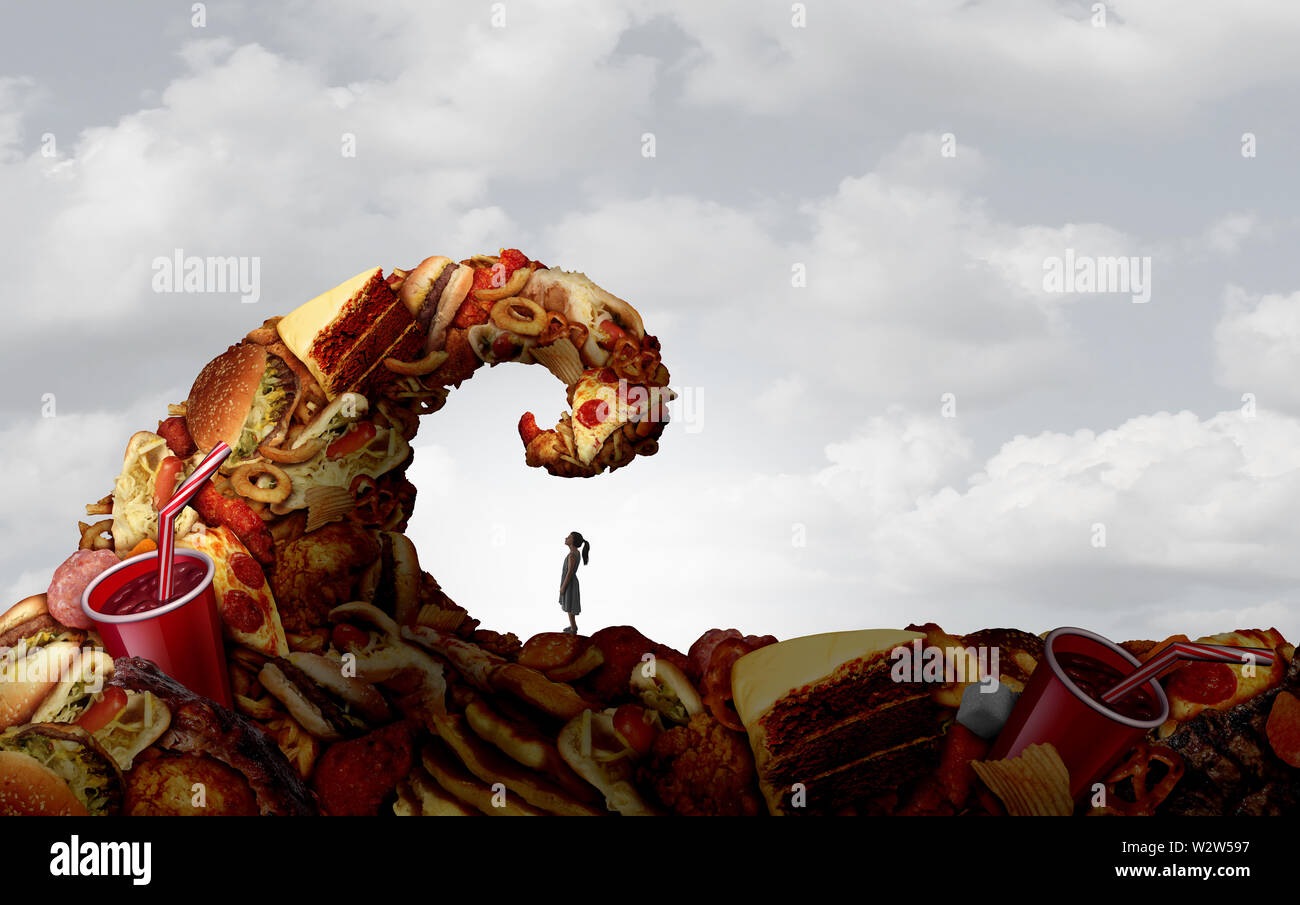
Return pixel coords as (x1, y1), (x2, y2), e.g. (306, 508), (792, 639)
(275, 267), (381, 396)
(730, 629), (924, 730)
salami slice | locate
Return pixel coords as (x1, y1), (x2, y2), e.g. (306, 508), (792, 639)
(46, 549), (120, 630)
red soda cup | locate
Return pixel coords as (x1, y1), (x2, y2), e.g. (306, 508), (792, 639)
(989, 626), (1169, 801)
(80, 549), (232, 708)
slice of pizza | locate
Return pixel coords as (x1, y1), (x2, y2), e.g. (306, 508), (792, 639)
(1163, 628), (1290, 725)
(180, 526), (290, 657)
(569, 368), (624, 465)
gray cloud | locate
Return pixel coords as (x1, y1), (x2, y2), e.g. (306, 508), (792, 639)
(3, 1), (1300, 651)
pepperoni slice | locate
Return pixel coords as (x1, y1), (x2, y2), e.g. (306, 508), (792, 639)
(228, 553), (265, 589)
(576, 398), (610, 429)
(222, 589), (264, 634)
(597, 367), (618, 385)
(1167, 661), (1237, 705)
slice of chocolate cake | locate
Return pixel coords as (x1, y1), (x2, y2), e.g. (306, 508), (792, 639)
(731, 629), (949, 815)
(277, 267), (423, 399)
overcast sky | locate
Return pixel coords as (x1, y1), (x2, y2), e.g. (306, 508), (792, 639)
(3, 0), (1300, 652)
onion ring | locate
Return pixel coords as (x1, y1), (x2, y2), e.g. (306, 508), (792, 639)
(489, 296), (547, 337)
(473, 265), (534, 303)
(258, 437), (325, 464)
(383, 349), (450, 376)
(231, 462), (292, 504)
(79, 519), (114, 551)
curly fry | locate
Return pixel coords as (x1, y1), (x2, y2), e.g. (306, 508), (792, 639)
(383, 349), (450, 376)
(536, 311), (569, 346)
(79, 519), (114, 551)
(473, 264), (534, 303)
(258, 437), (325, 464)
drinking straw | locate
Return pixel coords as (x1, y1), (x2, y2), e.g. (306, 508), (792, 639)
(1101, 640), (1276, 705)
(156, 442), (231, 600)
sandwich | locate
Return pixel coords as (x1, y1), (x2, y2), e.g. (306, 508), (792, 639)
(1, 596), (109, 730)
(0, 593), (83, 651)
(259, 652), (392, 741)
(556, 709), (661, 816)
(520, 269), (646, 369)
(111, 431), (199, 554)
(356, 530), (422, 626)
(630, 658), (703, 726)
(398, 255), (473, 353)
(185, 342), (300, 467)
(0, 722), (124, 816)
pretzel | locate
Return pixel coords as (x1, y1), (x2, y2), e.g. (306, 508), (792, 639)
(1090, 742), (1184, 816)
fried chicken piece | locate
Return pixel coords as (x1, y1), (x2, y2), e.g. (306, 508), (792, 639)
(125, 752), (259, 816)
(428, 327), (482, 388)
(472, 630), (522, 660)
(638, 712), (764, 817)
(312, 722), (414, 816)
(271, 522), (380, 633)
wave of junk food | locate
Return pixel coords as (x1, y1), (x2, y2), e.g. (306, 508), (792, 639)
(3, 248), (1299, 816)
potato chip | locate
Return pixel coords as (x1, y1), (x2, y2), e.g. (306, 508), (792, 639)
(530, 338), (584, 387)
(417, 603), (466, 632)
(303, 485), (355, 534)
(971, 743), (1073, 816)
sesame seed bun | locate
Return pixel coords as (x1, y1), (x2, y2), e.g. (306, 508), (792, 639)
(185, 343), (298, 457)
(0, 751), (89, 816)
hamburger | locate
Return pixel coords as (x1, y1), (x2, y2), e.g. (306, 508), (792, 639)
(185, 342), (300, 467)
(399, 255), (473, 354)
(0, 594), (76, 650)
(1, 595), (108, 730)
(0, 722), (124, 816)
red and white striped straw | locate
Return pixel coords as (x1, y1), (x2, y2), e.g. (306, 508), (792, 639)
(156, 442), (231, 600)
(1101, 641), (1276, 705)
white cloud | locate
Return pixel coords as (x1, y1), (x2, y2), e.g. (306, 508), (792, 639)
(1203, 213), (1259, 255)
(539, 135), (1143, 419)
(5, 2), (1299, 658)
(664, 1), (1300, 130)
(0, 393), (179, 612)
(1214, 286), (1300, 412)
(0, 76), (38, 159)
(588, 406), (1300, 648)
